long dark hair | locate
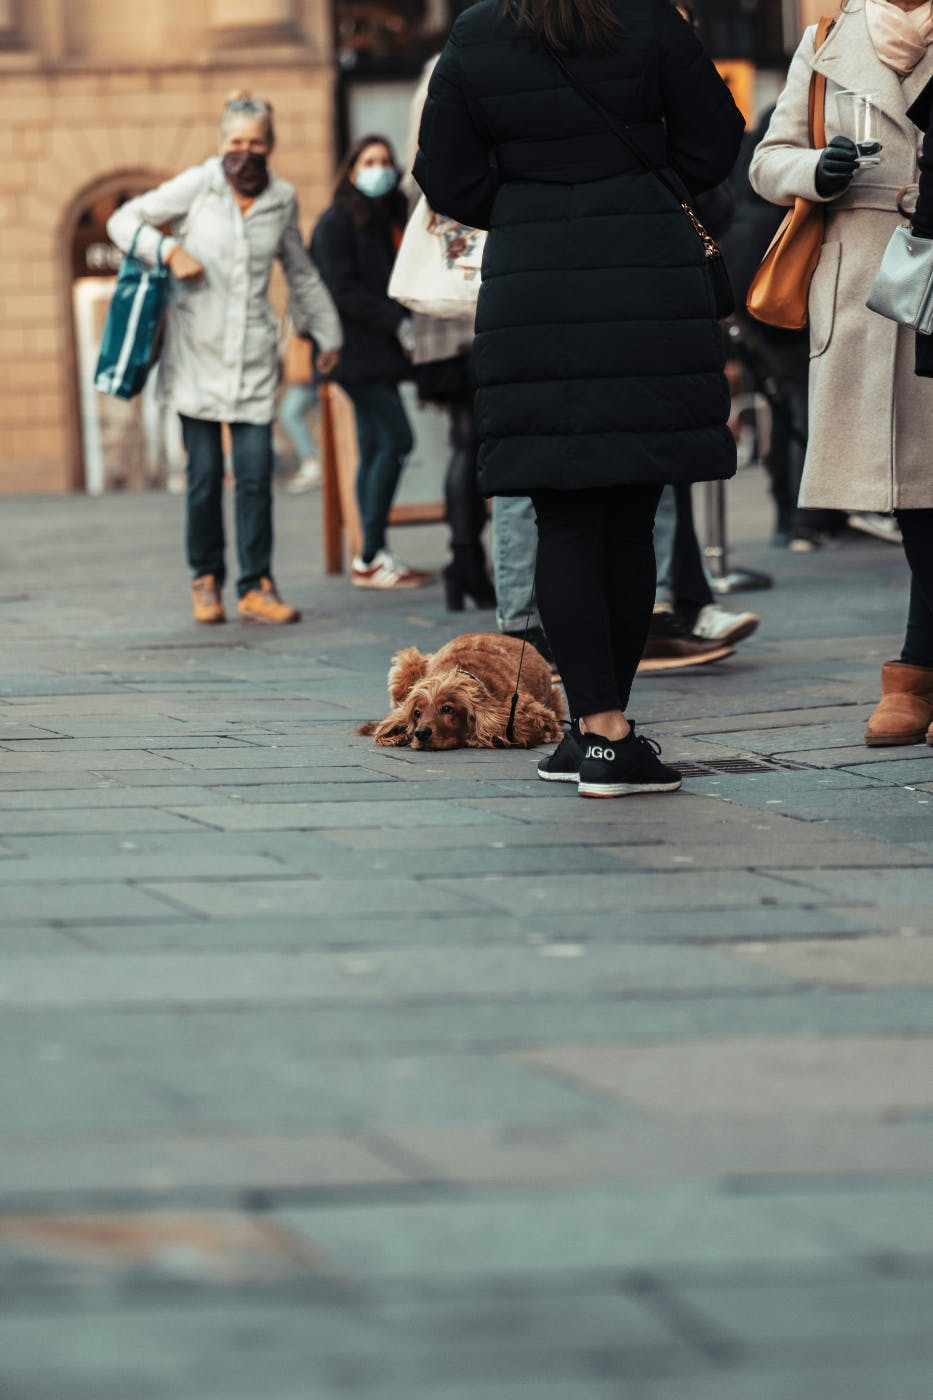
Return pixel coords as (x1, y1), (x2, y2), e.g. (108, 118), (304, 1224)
(333, 133), (408, 228)
(511, 0), (622, 51)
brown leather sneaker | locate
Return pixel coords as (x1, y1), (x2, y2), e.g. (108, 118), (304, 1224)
(237, 577), (300, 625)
(192, 574), (225, 625)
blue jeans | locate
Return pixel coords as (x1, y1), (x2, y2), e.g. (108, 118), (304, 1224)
(180, 415), (274, 598)
(345, 383), (414, 563)
(654, 484), (713, 621)
(492, 495), (541, 632)
(277, 383), (319, 463)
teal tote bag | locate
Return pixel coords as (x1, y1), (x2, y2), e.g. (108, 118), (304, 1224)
(94, 230), (170, 401)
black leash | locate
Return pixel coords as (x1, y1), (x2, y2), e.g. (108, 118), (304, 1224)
(505, 595), (536, 745)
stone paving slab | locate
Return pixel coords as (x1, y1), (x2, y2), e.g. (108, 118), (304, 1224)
(0, 882), (188, 923)
(0, 944), (793, 1009)
(276, 1186), (845, 1280)
(428, 868), (823, 912)
(720, 933), (933, 987)
(517, 1035), (933, 1118)
(17, 900), (867, 946)
(373, 1120), (933, 1189)
(166, 799), (529, 830)
(0, 1132), (416, 1197)
(0, 783), (225, 807)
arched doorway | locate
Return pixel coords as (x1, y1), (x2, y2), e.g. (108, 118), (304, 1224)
(62, 170), (183, 494)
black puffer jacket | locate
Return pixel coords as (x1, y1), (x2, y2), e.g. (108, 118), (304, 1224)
(309, 200), (410, 387)
(414, 0), (745, 496)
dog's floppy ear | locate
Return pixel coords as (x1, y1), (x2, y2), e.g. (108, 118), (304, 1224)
(366, 704), (414, 747)
(467, 699), (514, 749)
(388, 647), (429, 705)
(469, 696), (563, 749)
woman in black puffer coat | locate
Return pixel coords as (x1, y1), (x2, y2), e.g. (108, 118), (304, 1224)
(414, 0), (744, 799)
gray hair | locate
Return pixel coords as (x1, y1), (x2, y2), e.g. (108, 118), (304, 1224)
(220, 92), (275, 146)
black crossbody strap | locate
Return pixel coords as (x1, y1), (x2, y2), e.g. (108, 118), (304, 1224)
(544, 44), (720, 259)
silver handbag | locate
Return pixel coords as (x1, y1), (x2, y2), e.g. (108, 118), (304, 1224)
(867, 223), (933, 334)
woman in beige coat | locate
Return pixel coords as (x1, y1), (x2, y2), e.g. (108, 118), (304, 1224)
(751, 0), (933, 746)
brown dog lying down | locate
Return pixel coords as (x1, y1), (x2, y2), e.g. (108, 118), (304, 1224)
(359, 632), (565, 750)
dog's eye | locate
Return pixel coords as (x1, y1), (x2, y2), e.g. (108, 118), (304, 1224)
(440, 705), (454, 715)
(412, 709), (421, 720)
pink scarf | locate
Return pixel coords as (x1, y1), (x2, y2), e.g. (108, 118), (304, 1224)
(866, 0), (933, 75)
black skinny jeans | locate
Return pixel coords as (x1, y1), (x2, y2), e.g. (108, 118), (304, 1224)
(896, 509), (933, 667)
(445, 396), (487, 556)
(532, 483), (664, 719)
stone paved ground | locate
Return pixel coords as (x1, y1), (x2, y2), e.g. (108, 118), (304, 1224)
(1, 470), (932, 1400)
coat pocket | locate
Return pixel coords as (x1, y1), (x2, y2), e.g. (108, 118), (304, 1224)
(808, 241), (842, 359)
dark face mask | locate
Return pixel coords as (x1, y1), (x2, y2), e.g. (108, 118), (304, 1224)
(222, 149), (269, 198)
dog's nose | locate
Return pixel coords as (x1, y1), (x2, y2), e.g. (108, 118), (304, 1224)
(414, 726), (432, 744)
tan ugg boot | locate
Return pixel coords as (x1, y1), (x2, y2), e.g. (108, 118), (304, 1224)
(865, 661), (933, 747)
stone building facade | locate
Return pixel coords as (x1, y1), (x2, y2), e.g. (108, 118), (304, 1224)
(0, 0), (334, 493)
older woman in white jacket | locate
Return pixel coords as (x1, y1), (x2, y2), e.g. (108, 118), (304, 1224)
(108, 93), (342, 625)
(751, 0), (933, 746)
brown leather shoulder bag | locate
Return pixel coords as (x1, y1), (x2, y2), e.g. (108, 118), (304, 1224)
(746, 15), (836, 330)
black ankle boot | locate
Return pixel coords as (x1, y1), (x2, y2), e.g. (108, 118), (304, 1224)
(443, 547), (496, 611)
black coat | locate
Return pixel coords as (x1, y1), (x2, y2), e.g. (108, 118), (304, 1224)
(908, 77), (933, 379)
(413, 0), (745, 496)
(309, 200), (410, 387)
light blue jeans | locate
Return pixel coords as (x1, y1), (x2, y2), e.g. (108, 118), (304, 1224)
(277, 383), (319, 463)
(492, 495), (541, 632)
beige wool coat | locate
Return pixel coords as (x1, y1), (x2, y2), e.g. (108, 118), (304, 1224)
(750, 1), (933, 511)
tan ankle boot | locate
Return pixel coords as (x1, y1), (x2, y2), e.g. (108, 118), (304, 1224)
(865, 661), (933, 747)
(192, 574), (225, 625)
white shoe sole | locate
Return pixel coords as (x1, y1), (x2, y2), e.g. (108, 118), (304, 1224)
(537, 768), (580, 783)
(695, 619), (759, 646)
(578, 779), (683, 798)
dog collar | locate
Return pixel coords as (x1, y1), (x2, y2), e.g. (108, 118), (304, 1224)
(457, 667), (483, 686)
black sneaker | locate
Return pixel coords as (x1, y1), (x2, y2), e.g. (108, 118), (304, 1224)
(537, 721), (583, 783)
(577, 729), (682, 799)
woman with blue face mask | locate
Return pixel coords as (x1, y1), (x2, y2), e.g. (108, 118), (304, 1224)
(311, 136), (431, 589)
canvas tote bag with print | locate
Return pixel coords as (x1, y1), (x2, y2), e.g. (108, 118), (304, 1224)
(389, 196), (486, 320)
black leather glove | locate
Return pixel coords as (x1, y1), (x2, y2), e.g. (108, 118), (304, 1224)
(815, 136), (860, 197)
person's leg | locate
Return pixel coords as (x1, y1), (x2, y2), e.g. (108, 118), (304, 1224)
(669, 483), (714, 622)
(230, 421), (275, 597)
(533, 484), (661, 727)
(492, 495), (541, 632)
(277, 384), (319, 465)
(863, 511), (933, 745)
(533, 482), (680, 797)
(345, 383), (413, 564)
(652, 485), (677, 611)
(444, 394), (494, 607)
(181, 414), (226, 585)
(896, 510), (933, 666)
(445, 395), (487, 553)
(532, 486), (619, 720)
(603, 482), (665, 716)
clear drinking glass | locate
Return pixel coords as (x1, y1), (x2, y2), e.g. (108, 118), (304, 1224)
(836, 90), (882, 167)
